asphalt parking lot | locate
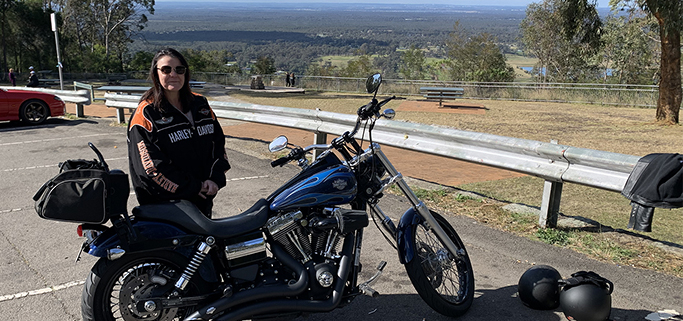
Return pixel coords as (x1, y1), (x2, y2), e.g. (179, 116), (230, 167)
(0, 116), (681, 320)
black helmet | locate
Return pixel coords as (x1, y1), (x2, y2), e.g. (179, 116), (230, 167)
(559, 271), (613, 321)
(517, 265), (562, 310)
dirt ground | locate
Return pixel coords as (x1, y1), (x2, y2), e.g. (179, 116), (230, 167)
(65, 101), (524, 187)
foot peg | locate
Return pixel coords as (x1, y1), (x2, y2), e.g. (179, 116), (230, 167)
(359, 261), (386, 298)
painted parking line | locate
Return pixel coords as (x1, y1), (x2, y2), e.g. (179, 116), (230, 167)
(229, 175), (269, 181)
(0, 280), (85, 302)
(2, 157), (127, 173)
(0, 133), (112, 146)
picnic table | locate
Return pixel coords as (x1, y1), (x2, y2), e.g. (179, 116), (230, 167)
(420, 87), (464, 107)
(97, 86), (149, 122)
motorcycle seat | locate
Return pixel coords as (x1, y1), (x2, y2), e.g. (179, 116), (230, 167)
(132, 199), (269, 238)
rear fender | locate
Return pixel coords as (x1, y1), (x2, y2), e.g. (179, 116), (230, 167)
(396, 207), (423, 264)
(87, 221), (194, 258)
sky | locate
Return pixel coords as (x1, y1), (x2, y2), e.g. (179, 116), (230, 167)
(157, 0), (613, 8)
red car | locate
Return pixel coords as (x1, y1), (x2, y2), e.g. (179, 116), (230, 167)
(0, 88), (66, 125)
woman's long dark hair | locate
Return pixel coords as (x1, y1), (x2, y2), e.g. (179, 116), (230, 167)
(141, 48), (193, 112)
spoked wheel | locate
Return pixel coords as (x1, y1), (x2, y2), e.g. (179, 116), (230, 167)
(404, 210), (474, 317)
(82, 252), (209, 321)
(19, 100), (49, 125)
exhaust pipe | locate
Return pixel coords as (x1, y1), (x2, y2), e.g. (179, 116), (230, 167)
(184, 243), (308, 320)
(214, 235), (355, 321)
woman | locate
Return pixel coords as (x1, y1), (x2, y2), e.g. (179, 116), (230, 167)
(127, 48), (231, 217)
(8, 68), (16, 86)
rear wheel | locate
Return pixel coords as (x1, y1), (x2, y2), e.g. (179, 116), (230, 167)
(82, 251), (209, 321)
(19, 100), (49, 125)
(404, 210), (474, 317)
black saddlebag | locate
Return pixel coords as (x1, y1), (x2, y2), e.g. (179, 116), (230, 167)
(33, 158), (129, 224)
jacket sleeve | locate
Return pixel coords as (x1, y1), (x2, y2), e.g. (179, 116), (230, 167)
(128, 104), (203, 201)
(207, 102), (231, 188)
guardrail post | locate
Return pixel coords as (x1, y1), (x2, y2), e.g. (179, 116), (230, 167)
(539, 139), (563, 228)
(539, 180), (562, 228)
(116, 109), (126, 124)
(76, 104), (84, 117)
(312, 132), (327, 159)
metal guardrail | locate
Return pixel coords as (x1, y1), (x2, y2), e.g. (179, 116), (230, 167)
(0, 86), (92, 117)
(105, 93), (640, 227)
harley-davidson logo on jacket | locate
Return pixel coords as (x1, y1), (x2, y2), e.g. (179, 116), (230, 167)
(127, 94), (231, 206)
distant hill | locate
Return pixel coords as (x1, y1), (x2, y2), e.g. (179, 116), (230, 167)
(133, 2), (598, 73)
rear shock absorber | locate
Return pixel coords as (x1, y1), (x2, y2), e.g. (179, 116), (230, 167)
(175, 236), (214, 291)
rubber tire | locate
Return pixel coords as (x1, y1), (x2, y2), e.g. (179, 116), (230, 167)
(19, 99), (49, 125)
(404, 211), (475, 317)
(81, 251), (208, 321)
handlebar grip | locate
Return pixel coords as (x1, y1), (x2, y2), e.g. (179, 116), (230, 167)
(271, 157), (290, 167)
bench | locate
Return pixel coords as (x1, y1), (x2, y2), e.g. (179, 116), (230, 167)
(107, 73), (127, 85)
(420, 87), (464, 107)
(38, 79), (61, 88)
(190, 81), (206, 89)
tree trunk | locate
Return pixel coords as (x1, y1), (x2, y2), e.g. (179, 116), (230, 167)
(654, 21), (682, 124)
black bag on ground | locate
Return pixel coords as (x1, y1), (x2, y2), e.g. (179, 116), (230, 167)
(33, 143), (129, 224)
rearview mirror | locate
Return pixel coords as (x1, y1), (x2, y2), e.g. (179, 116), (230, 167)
(366, 74), (382, 94)
(269, 135), (288, 152)
(382, 109), (396, 119)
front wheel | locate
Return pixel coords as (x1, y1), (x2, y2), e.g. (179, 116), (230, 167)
(404, 210), (475, 317)
(81, 251), (210, 321)
(19, 100), (49, 125)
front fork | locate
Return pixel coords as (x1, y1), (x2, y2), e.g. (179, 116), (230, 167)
(369, 144), (462, 261)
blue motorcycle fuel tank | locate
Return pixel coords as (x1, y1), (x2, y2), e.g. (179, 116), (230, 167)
(270, 164), (357, 211)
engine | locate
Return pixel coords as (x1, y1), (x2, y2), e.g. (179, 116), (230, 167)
(265, 207), (369, 298)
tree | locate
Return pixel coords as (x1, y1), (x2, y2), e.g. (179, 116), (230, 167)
(599, 13), (659, 84)
(340, 55), (373, 78)
(0, 0), (15, 77)
(128, 50), (154, 71)
(399, 45), (426, 80)
(61, 0), (153, 71)
(253, 55), (275, 75)
(520, 0), (602, 82)
(373, 50), (401, 79)
(446, 22), (515, 82)
(610, 0), (682, 124)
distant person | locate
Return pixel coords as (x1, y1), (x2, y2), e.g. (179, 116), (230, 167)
(27, 71), (39, 87)
(8, 68), (16, 86)
(285, 73), (291, 87)
(290, 73), (296, 87)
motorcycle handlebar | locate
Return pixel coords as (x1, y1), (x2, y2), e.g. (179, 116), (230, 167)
(271, 157), (290, 167)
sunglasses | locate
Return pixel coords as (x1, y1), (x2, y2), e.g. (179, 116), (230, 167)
(157, 65), (187, 75)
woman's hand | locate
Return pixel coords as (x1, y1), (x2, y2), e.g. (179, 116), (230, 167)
(198, 179), (219, 199)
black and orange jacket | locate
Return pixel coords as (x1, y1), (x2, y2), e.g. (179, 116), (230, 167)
(127, 93), (231, 208)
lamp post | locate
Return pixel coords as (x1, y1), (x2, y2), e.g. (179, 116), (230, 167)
(50, 13), (63, 90)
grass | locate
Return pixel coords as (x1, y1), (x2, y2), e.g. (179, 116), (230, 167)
(224, 90), (683, 277)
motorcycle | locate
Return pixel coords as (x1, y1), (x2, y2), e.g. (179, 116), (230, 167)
(39, 73), (475, 320)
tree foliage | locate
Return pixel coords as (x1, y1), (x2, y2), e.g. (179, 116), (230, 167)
(599, 13), (659, 84)
(520, 0), (602, 82)
(340, 54), (373, 78)
(399, 45), (426, 80)
(253, 55), (276, 75)
(446, 21), (515, 82)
